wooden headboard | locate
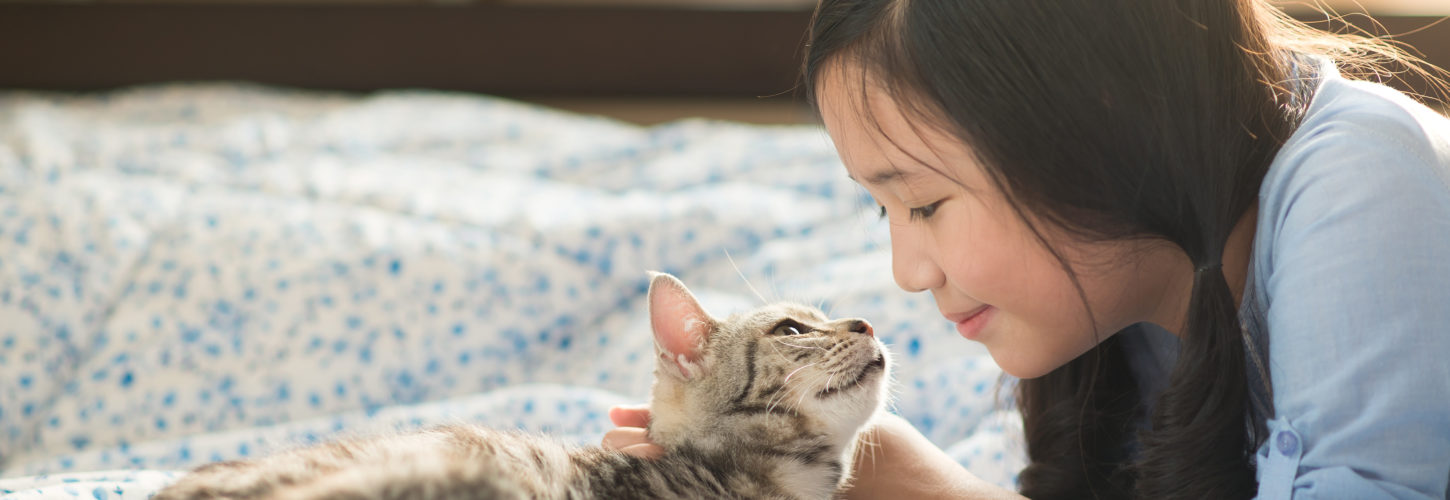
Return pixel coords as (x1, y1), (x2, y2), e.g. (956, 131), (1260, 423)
(1, 4), (1445, 101)
(0, 5), (811, 97)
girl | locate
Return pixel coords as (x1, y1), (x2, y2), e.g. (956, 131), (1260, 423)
(606, 0), (1450, 498)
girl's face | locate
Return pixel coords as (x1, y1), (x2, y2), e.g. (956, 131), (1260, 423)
(818, 70), (1192, 379)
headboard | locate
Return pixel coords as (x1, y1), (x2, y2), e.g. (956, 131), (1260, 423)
(0, 3), (1445, 102)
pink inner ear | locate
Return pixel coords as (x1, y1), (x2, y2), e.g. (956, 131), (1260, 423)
(648, 275), (709, 364)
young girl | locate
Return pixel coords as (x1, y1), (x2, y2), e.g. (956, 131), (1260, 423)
(606, 0), (1450, 498)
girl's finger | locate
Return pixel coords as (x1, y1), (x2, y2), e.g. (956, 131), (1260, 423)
(601, 426), (652, 450)
(608, 404), (652, 428)
(619, 442), (666, 460)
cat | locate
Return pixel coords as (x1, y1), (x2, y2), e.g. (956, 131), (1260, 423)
(153, 272), (892, 500)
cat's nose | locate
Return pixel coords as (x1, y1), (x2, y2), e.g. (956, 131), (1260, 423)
(847, 319), (874, 337)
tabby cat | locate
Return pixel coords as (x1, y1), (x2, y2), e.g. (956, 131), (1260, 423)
(154, 272), (892, 499)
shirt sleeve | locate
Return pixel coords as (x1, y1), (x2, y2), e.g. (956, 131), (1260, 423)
(1252, 101), (1450, 499)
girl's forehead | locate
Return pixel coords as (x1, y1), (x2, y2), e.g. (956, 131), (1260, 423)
(817, 69), (911, 138)
(819, 76), (967, 165)
(816, 62), (991, 197)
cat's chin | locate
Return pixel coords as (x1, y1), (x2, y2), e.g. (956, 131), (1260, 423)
(814, 353), (887, 399)
(815, 349), (892, 439)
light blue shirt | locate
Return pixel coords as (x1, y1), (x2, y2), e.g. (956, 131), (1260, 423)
(1124, 58), (1450, 498)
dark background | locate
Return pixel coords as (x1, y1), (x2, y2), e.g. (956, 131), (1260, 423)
(0, 3), (1445, 123)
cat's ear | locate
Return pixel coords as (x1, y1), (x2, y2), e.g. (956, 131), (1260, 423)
(647, 272), (713, 380)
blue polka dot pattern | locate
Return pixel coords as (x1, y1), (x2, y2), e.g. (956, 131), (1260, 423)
(0, 84), (1023, 496)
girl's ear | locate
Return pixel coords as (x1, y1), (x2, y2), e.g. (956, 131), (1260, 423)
(647, 272), (713, 380)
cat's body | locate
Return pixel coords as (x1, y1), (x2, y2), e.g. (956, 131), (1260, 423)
(163, 425), (836, 499)
(155, 273), (891, 500)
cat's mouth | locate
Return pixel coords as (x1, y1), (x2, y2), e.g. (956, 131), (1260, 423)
(814, 353), (886, 398)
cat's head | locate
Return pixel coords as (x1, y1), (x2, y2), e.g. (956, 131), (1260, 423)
(643, 272), (890, 474)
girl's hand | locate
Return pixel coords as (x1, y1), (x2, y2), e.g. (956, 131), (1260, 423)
(601, 404), (666, 459)
(603, 405), (1022, 498)
(845, 413), (1026, 500)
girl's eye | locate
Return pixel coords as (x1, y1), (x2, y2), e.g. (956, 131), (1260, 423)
(909, 201), (942, 221)
(773, 323), (805, 336)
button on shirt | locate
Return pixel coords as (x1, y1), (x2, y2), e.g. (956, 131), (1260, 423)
(1124, 57), (1450, 499)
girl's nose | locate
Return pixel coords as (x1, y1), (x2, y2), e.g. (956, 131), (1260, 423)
(891, 233), (945, 293)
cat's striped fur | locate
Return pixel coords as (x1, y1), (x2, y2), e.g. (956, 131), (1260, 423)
(154, 272), (892, 499)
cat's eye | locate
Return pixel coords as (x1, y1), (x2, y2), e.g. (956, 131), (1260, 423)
(876, 205), (887, 220)
(772, 321), (808, 336)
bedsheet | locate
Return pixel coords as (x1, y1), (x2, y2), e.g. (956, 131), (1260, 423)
(0, 84), (1026, 497)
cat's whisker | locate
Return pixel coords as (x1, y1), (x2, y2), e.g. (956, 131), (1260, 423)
(765, 388), (795, 415)
(722, 248), (768, 305)
(791, 369), (834, 409)
(783, 362), (819, 384)
(865, 425), (883, 473)
(763, 337), (791, 362)
(794, 386), (814, 412)
(770, 372), (818, 413)
(776, 341), (826, 351)
(764, 390), (787, 414)
(776, 369), (829, 413)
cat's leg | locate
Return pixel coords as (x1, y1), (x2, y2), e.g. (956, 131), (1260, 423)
(153, 440), (375, 500)
(270, 459), (532, 500)
(271, 427), (580, 500)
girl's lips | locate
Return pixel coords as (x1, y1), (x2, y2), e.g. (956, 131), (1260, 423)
(949, 306), (995, 340)
(943, 305), (989, 324)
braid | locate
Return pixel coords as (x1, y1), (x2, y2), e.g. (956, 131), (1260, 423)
(1134, 262), (1258, 499)
(1017, 335), (1139, 499)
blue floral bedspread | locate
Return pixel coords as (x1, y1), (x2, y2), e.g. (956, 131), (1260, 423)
(0, 84), (1025, 498)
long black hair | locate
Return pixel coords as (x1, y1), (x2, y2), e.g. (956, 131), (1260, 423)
(801, 1), (1445, 498)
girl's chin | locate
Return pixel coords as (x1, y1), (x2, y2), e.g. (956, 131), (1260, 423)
(984, 345), (1060, 380)
(995, 361), (1057, 380)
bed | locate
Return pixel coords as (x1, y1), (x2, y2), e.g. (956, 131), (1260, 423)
(5, 0), (1447, 495)
(0, 83), (1027, 498)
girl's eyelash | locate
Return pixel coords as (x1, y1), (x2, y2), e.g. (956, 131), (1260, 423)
(909, 203), (935, 221)
(909, 201), (942, 222)
(877, 201), (943, 222)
